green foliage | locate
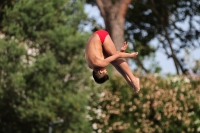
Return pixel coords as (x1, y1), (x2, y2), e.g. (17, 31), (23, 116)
(0, 0), (93, 132)
(88, 75), (200, 133)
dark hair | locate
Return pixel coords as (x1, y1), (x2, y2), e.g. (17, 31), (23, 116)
(92, 70), (109, 84)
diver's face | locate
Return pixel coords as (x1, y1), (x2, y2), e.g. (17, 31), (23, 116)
(98, 68), (107, 74)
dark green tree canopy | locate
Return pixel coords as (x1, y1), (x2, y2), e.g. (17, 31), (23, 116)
(0, 0), (93, 132)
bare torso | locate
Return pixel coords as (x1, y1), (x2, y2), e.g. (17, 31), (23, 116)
(85, 34), (104, 70)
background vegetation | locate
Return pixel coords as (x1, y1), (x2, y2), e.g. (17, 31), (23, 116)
(0, 0), (199, 133)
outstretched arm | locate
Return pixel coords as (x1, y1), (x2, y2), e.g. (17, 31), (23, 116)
(94, 51), (138, 68)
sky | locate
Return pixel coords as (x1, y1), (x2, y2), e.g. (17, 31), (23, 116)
(84, 4), (200, 74)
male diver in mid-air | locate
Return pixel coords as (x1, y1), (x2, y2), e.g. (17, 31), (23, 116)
(85, 29), (140, 93)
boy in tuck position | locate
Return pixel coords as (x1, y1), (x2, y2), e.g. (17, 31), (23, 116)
(85, 30), (140, 93)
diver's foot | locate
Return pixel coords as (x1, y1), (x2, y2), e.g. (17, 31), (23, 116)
(133, 78), (140, 93)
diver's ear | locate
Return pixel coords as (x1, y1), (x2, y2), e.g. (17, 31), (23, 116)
(99, 69), (103, 74)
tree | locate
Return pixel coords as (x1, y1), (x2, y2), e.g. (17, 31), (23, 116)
(0, 0), (14, 28)
(87, 0), (200, 74)
(86, 0), (157, 73)
(125, 0), (200, 74)
(86, 0), (132, 50)
(0, 0), (93, 132)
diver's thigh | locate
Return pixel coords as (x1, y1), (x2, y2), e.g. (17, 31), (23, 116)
(103, 35), (117, 55)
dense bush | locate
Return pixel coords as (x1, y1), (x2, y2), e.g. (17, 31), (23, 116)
(88, 74), (200, 133)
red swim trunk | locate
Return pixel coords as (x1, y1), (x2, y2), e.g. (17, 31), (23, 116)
(95, 30), (108, 43)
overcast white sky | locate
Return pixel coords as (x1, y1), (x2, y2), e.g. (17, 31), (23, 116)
(84, 4), (200, 74)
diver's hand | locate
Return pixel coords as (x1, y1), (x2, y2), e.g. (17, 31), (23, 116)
(120, 41), (128, 52)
